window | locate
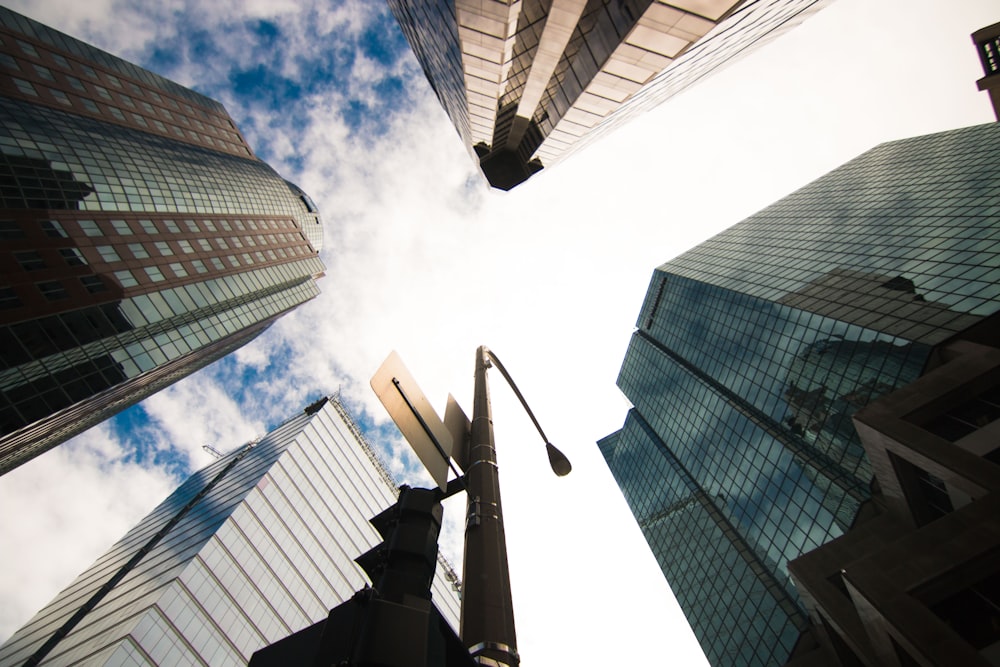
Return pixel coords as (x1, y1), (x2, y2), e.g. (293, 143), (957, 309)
(203, 220), (217, 232)
(154, 241), (173, 256)
(80, 98), (99, 113)
(49, 53), (69, 69)
(215, 238), (229, 249)
(931, 570), (1000, 651)
(60, 248), (86, 266)
(169, 262), (187, 277)
(41, 220), (68, 238)
(923, 387), (1000, 441)
(111, 220), (131, 235)
(0, 287), (21, 310)
(96, 246), (120, 262)
(163, 219), (180, 233)
(14, 251), (45, 271)
(184, 220), (199, 232)
(210, 258), (224, 270)
(12, 78), (37, 96)
(93, 85), (112, 100)
(78, 220), (101, 236)
(0, 220), (24, 239)
(16, 40), (38, 57)
(128, 243), (149, 259)
(37, 281), (68, 301)
(178, 240), (194, 254)
(109, 107), (126, 121)
(33, 64), (54, 81)
(220, 220), (231, 231)
(114, 270), (137, 287)
(80, 275), (107, 293)
(191, 259), (207, 274)
(105, 74), (122, 88)
(0, 53), (18, 70)
(145, 266), (165, 282)
(231, 237), (243, 248)
(227, 255), (240, 267)
(50, 88), (71, 106)
(197, 239), (211, 251)
(66, 75), (84, 91)
(138, 219), (157, 234)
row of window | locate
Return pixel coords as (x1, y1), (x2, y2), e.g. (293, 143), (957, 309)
(6, 35), (189, 112)
(8, 241), (309, 274)
(0, 6), (226, 112)
(1, 33), (246, 152)
(0, 274), (107, 307)
(76, 217), (295, 236)
(0, 217), (301, 240)
(6, 72), (248, 155)
(3, 245), (316, 314)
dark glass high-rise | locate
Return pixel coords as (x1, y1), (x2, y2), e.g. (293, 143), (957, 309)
(0, 7), (326, 474)
(600, 121), (1000, 666)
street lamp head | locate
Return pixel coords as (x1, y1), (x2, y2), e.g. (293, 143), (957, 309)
(546, 443), (572, 476)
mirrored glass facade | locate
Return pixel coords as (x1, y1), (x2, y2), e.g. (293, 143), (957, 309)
(600, 122), (1000, 666)
(0, 7), (326, 474)
(388, 0), (831, 189)
(0, 396), (462, 666)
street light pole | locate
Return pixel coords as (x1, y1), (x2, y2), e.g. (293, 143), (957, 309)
(461, 346), (518, 667)
(460, 346), (572, 666)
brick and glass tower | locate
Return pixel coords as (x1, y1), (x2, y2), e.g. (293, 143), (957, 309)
(388, 0), (832, 189)
(0, 395), (462, 667)
(0, 7), (326, 474)
(599, 122), (1000, 666)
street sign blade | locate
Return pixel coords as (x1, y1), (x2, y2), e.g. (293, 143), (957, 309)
(370, 351), (453, 491)
(444, 393), (471, 473)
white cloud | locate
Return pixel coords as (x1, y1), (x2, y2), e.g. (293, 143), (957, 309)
(137, 369), (269, 469)
(0, 425), (177, 640)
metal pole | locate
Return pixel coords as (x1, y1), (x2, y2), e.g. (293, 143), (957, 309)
(460, 346), (518, 667)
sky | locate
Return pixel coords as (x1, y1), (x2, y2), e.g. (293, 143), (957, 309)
(0, 0), (997, 664)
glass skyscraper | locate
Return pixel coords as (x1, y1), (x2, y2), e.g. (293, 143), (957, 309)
(388, 0), (831, 189)
(0, 395), (462, 666)
(0, 8), (326, 474)
(599, 122), (1000, 666)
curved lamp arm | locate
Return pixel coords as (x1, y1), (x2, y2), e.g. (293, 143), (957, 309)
(483, 348), (572, 476)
